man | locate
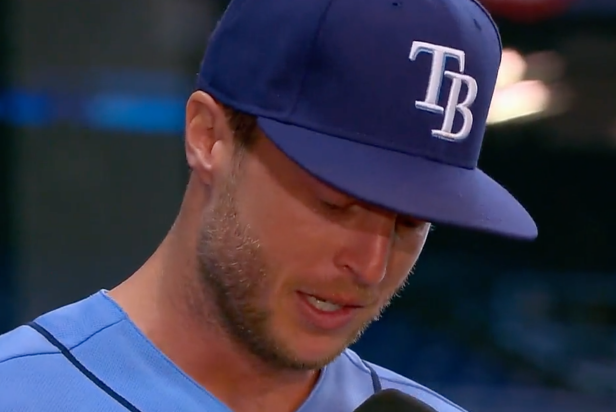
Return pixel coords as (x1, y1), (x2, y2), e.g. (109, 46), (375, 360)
(0, 0), (537, 411)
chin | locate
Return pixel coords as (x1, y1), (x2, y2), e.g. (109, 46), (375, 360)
(281, 332), (355, 368)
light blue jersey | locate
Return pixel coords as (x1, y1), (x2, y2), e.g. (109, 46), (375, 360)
(0, 291), (466, 412)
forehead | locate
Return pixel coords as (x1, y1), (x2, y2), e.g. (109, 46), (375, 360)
(245, 132), (423, 220)
(245, 130), (339, 194)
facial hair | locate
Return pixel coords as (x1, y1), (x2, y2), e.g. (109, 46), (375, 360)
(196, 166), (408, 371)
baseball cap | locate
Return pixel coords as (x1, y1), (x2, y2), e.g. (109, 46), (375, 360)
(196, 0), (538, 240)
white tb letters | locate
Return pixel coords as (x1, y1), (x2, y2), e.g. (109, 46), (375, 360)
(409, 41), (478, 141)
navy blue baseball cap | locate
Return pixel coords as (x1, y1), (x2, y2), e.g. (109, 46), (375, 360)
(196, 0), (538, 240)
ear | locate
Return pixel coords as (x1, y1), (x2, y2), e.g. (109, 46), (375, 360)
(185, 91), (232, 184)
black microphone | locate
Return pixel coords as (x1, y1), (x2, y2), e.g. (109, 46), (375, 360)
(354, 389), (437, 412)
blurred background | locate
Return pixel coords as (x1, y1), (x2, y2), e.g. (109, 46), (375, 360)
(0, 0), (615, 411)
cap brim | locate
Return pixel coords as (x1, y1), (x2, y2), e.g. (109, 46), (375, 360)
(258, 117), (537, 240)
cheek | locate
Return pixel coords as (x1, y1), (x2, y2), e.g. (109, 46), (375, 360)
(385, 230), (430, 287)
(382, 255), (414, 292)
(239, 182), (336, 268)
(259, 211), (336, 277)
(238, 195), (330, 283)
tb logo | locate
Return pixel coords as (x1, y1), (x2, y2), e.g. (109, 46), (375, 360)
(409, 41), (478, 141)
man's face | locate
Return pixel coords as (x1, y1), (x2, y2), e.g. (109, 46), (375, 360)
(197, 134), (430, 371)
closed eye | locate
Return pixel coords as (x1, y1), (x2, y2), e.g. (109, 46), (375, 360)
(321, 200), (350, 212)
(396, 216), (428, 231)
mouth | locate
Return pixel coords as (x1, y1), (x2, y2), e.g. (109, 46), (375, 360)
(302, 294), (364, 311)
(296, 292), (366, 331)
(304, 295), (345, 312)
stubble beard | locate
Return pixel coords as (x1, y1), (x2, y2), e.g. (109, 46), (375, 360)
(195, 166), (401, 372)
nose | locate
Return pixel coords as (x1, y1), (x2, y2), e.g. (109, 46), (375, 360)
(334, 209), (395, 286)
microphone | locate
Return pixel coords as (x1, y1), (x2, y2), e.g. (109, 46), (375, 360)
(354, 389), (437, 412)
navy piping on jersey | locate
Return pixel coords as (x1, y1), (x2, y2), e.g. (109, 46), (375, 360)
(26, 321), (382, 411)
(27, 322), (142, 412)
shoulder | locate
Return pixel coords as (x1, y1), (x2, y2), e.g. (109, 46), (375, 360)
(0, 293), (125, 411)
(0, 323), (59, 364)
(0, 324), (66, 409)
(0, 291), (123, 366)
(340, 349), (468, 412)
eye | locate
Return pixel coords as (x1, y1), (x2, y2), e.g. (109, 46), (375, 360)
(396, 216), (426, 231)
(321, 200), (348, 212)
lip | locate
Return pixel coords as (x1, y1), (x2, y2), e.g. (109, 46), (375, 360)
(296, 292), (361, 331)
(299, 291), (367, 308)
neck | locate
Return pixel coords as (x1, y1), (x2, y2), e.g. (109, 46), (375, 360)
(109, 204), (319, 412)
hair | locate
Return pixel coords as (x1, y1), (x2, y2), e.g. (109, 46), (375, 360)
(221, 103), (259, 154)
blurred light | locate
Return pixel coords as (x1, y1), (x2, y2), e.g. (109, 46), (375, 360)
(0, 91), (54, 126)
(85, 94), (185, 134)
(496, 48), (527, 88)
(525, 50), (565, 82)
(487, 47), (563, 125)
(488, 80), (552, 124)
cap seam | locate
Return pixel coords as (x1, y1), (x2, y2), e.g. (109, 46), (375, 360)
(468, 0), (503, 56)
(284, 0), (338, 121)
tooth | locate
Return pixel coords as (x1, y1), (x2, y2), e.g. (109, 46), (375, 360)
(306, 295), (342, 312)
